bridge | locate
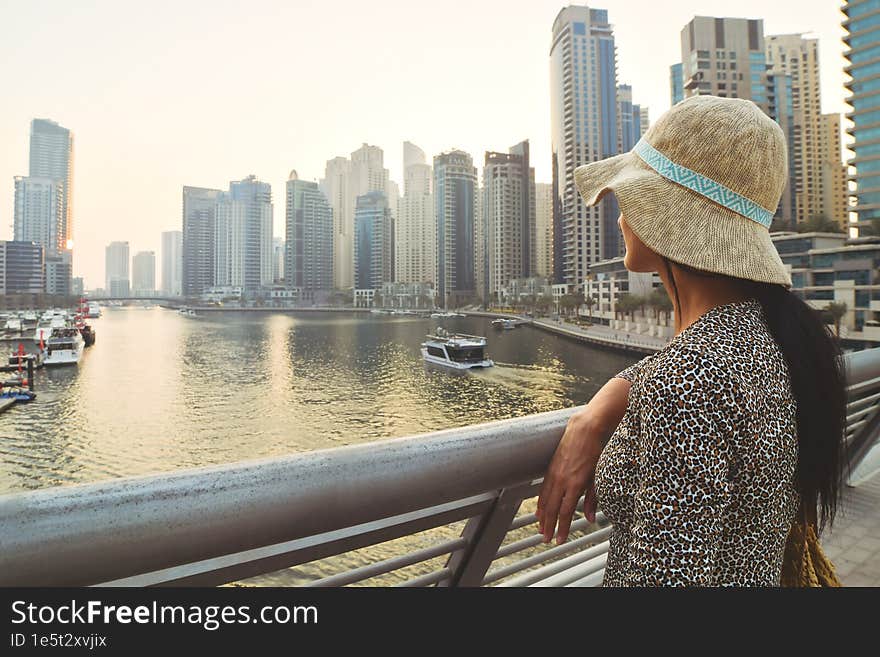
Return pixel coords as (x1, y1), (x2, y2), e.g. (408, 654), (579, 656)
(1, 347), (878, 587)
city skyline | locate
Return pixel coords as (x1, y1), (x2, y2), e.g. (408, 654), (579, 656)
(0, 1), (849, 288)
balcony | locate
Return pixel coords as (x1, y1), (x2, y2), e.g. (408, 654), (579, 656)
(1, 348), (879, 587)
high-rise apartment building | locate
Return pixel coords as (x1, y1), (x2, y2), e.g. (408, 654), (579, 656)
(0, 241), (44, 295)
(434, 150), (477, 307)
(766, 34), (824, 225)
(215, 175), (273, 292)
(13, 176), (62, 256)
(681, 17), (767, 107)
(320, 157), (353, 290)
(28, 119), (73, 254)
(550, 6), (624, 288)
(639, 107), (650, 136)
(396, 142), (435, 285)
(273, 237), (285, 284)
(481, 140), (536, 303)
(617, 84), (642, 153)
(821, 113), (850, 230)
(105, 241), (130, 296)
(132, 251), (156, 296)
(843, 0), (880, 233)
(285, 172), (334, 293)
(354, 191), (394, 290)
(182, 186), (221, 298)
(670, 63), (684, 105)
(535, 183), (554, 279)
(161, 230), (182, 297)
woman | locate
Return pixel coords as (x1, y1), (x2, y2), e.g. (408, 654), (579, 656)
(535, 95), (847, 586)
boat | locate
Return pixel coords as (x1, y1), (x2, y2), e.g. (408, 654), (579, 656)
(0, 388), (36, 402)
(178, 307), (197, 318)
(0, 351), (43, 373)
(4, 317), (22, 332)
(74, 298), (96, 346)
(43, 327), (85, 366)
(492, 318), (518, 330)
(86, 302), (101, 318)
(421, 328), (494, 370)
(22, 311), (38, 327)
(430, 312), (465, 318)
(80, 324), (96, 347)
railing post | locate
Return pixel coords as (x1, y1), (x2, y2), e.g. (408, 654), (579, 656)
(441, 482), (533, 587)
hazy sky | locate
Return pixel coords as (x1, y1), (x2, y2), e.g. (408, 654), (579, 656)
(0, 0), (849, 289)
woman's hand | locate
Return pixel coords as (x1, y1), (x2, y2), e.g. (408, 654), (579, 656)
(535, 377), (631, 544)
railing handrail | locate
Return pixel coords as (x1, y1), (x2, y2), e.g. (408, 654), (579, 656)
(0, 408), (575, 586)
(1, 347), (879, 587)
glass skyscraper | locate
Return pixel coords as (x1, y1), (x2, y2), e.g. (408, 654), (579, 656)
(286, 171), (334, 293)
(434, 150), (477, 307)
(844, 0), (880, 230)
(354, 191), (394, 291)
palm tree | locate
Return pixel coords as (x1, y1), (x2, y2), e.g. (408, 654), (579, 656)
(584, 295), (596, 322)
(649, 287), (672, 325)
(826, 302), (848, 337)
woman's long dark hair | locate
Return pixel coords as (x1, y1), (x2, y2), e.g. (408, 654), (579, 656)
(662, 257), (847, 532)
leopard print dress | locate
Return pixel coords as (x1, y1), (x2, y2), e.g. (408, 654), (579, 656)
(594, 298), (800, 586)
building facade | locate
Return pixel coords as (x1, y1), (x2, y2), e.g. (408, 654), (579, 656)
(617, 84), (642, 153)
(215, 175), (273, 293)
(482, 140), (536, 303)
(434, 150), (477, 307)
(354, 191), (394, 291)
(105, 241), (130, 296)
(0, 241), (44, 295)
(395, 145), (435, 285)
(843, 0), (880, 233)
(161, 230), (183, 297)
(132, 251), (156, 296)
(550, 6), (624, 289)
(320, 156), (353, 290)
(670, 63), (684, 105)
(182, 186), (221, 298)
(821, 113), (850, 229)
(13, 176), (62, 257)
(285, 172), (334, 295)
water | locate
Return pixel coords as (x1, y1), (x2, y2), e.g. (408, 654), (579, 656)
(0, 308), (636, 494)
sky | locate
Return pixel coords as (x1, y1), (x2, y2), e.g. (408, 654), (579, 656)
(0, 0), (850, 289)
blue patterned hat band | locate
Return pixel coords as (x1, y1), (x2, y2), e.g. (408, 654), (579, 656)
(632, 138), (774, 229)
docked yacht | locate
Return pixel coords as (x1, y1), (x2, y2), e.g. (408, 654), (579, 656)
(86, 302), (102, 318)
(4, 317), (22, 333)
(43, 327), (85, 366)
(421, 329), (494, 370)
(492, 318), (517, 330)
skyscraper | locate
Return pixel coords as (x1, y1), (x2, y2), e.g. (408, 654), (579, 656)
(639, 107), (650, 137)
(182, 186), (221, 298)
(843, 0), (880, 234)
(617, 84), (642, 154)
(396, 142), (435, 285)
(273, 237), (285, 284)
(132, 251), (156, 297)
(161, 230), (182, 296)
(680, 17), (767, 108)
(28, 119), (73, 254)
(821, 113), (849, 229)
(766, 34), (824, 225)
(550, 6), (623, 288)
(215, 176), (273, 292)
(670, 63), (684, 105)
(320, 157), (353, 290)
(13, 176), (62, 256)
(0, 241), (44, 295)
(482, 140), (536, 302)
(285, 171), (334, 294)
(434, 150), (477, 307)
(105, 241), (130, 296)
(535, 183), (554, 279)
(354, 191), (394, 290)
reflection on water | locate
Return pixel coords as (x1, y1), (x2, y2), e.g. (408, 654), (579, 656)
(0, 308), (636, 494)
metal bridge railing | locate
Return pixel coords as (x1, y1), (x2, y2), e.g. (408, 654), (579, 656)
(1, 348), (879, 587)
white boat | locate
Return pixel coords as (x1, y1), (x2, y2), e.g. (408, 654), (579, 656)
(22, 311), (38, 326)
(421, 329), (494, 370)
(492, 318), (518, 330)
(86, 303), (101, 318)
(178, 307), (197, 318)
(430, 312), (465, 318)
(4, 317), (22, 332)
(43, 327), (85, 366)
(33, 321), (54, 342)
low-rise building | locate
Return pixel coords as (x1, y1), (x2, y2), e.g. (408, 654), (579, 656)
(378, 282), (435, 309)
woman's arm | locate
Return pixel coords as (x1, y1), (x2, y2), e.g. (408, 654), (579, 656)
(535, 376), (632, 544)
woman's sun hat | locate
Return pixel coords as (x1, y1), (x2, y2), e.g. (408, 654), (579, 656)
(574, 94), (792, 287)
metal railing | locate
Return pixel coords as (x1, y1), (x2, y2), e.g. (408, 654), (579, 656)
(1, 347), (879, 587)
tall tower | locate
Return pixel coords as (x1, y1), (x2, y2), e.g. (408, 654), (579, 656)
(550, 6), (622, 289)
(182, 186), (221, 298)
(215, 175), (273, 293)
(161, 230), (183, 296)
(28, 119), (73, 254)
(285, 170), (334, 295)
(396, 142), (435, 285)
(482, 140), (536, 303)
(535, 182), (554, 279)
(354, 191), (394, 290)
(132, 251), (156, 296)
(105, 241), (130, 296)
(434, 150), (477, 308)
(843, 0), (880, 234)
